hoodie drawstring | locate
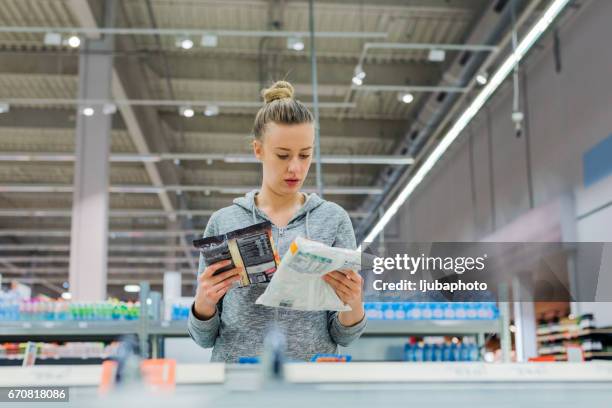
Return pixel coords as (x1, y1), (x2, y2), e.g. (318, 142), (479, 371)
(305, 210), (310, 239)
(252, 205), (257, 223)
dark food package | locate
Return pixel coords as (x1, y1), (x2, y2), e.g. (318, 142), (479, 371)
(193, 221), (280, 287)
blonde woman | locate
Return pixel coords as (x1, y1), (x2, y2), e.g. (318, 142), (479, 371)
(188, 81), (367, 362)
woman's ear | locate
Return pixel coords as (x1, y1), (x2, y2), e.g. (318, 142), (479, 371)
(252, 139), (263, 161)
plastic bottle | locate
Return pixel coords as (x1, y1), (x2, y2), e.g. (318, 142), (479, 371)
(421, 302), (433, 320)
(432, 303), (444, 320)
(393, 303), (406, 320)
(414, 343), (424, 362)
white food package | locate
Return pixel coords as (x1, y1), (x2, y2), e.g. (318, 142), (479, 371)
(256, 236), (361, 311)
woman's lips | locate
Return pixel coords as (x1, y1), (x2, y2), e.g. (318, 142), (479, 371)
(284, 179), (300, 187)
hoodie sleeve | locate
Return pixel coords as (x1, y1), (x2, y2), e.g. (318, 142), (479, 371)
(328, 207), (367, 347)
(188, 212), (222, 349)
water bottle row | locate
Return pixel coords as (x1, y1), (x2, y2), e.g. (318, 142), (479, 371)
(404, 341), (481, 362)
(365, 302), (499, 320)
(0, 297), (140, 321)
(170, 303), (190, 321)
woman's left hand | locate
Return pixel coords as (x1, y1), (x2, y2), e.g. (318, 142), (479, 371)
(322, 269), (363, 309)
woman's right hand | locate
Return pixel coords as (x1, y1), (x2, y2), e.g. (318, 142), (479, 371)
(193, 260), (243, 320)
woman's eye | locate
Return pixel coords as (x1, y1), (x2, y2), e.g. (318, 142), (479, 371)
(277, 155), (289, 160)
(299, 155), (311, 160)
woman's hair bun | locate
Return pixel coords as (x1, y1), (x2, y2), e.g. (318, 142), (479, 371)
(262, 80), (295, 104)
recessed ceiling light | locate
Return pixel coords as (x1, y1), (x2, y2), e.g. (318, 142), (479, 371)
(201, 33), (218, 47)
(287, 36), (305, 51)
(476, 72), (489, 85)
(176, 36), (194, 50)
(204, 105), (219, 117)
(67, 35), (81, 48)
(179, 106), (194, 118)
(398, 92), (414, 104)
(102, 103), (117, 115)
(124, 284), (140, 293)
(44, 32), (62, 46)
(428, 49), (446, 62)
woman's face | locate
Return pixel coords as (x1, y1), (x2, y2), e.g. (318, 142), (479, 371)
(253, 122), (315, 195)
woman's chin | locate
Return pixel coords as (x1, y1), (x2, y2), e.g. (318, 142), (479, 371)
(280, 182), (302, 193)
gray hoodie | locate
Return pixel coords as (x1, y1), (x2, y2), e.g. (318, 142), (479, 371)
(188, 190), (367, 362)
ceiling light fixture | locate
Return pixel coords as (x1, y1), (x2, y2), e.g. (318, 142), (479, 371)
(176, 35), (194, 50)
(43, 32), (62, 46)
(102, 103), (117, 115)
(179, 106), (194, 118)
(201, 33), (218, 47)
(476, 72), (489, 85)
(124, 284), (140, 293)
(0, 102), (9, 114)
(67, 35), (81, 48)
(359, 0), (571, 248)
(82, 107), (94, 116)
(398, 92), (414, 104)
(428, 49), (446, 62)
(287, 36), (305, 51)
(352, 65), (366, 86)
(204, 105), (219, 117)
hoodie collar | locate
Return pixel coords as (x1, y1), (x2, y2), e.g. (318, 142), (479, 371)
(233, 189), (324, 227)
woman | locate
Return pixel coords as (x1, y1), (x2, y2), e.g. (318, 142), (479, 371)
(188, 80), (367, 362)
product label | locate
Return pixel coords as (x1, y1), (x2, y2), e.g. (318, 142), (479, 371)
(193, 221), (280, 287)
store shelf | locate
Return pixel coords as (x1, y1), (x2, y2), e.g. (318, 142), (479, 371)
(149, 320), (188, 336)
(363, 320), (500, 336)
(537, 328), (612, 343)
(0, 321), (140, 338)
(0, 357), (107, 366)
(0, 319), (501, 341)
(538, 351), (612, 361)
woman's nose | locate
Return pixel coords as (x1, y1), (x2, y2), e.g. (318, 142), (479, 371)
(287, 157), (301, 173)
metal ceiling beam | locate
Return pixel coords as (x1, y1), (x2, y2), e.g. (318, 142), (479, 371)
(0, 266), (198, 275)
(0, 244), (198, 252)
(0, 208), (369, 218)
(363, 42), (499, 52)
(1, 256), (192, 264)
(351, 85), (469, 93)
(0, 26), (387, 39)
(0, 98), (356, 110)
(0, 184), (383, 195)
(0, 152), (413, 165)
(2, 276), (194, 286)
(0, 230), (202, 238)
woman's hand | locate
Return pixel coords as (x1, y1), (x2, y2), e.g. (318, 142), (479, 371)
(322, 269), (365, 326)
(193, 260), (242, 320)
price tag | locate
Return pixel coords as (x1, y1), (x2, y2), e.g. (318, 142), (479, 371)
(43, 322), (55, 329)
(22, 322), (32, 329)
(78, 322), (88, 329)
(161, 321), (170, 328)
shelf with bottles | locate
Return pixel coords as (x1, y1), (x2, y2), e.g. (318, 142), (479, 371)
(403, 337), (482, 362)
(0, 292), (140, 322)
(536, 311), (612, 361)
(536, 313), (596, 336)
(0, 341), (118, 366)
(364, 302), (499, 321)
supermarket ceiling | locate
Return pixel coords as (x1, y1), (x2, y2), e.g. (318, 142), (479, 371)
(0, 0), (546, 296)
